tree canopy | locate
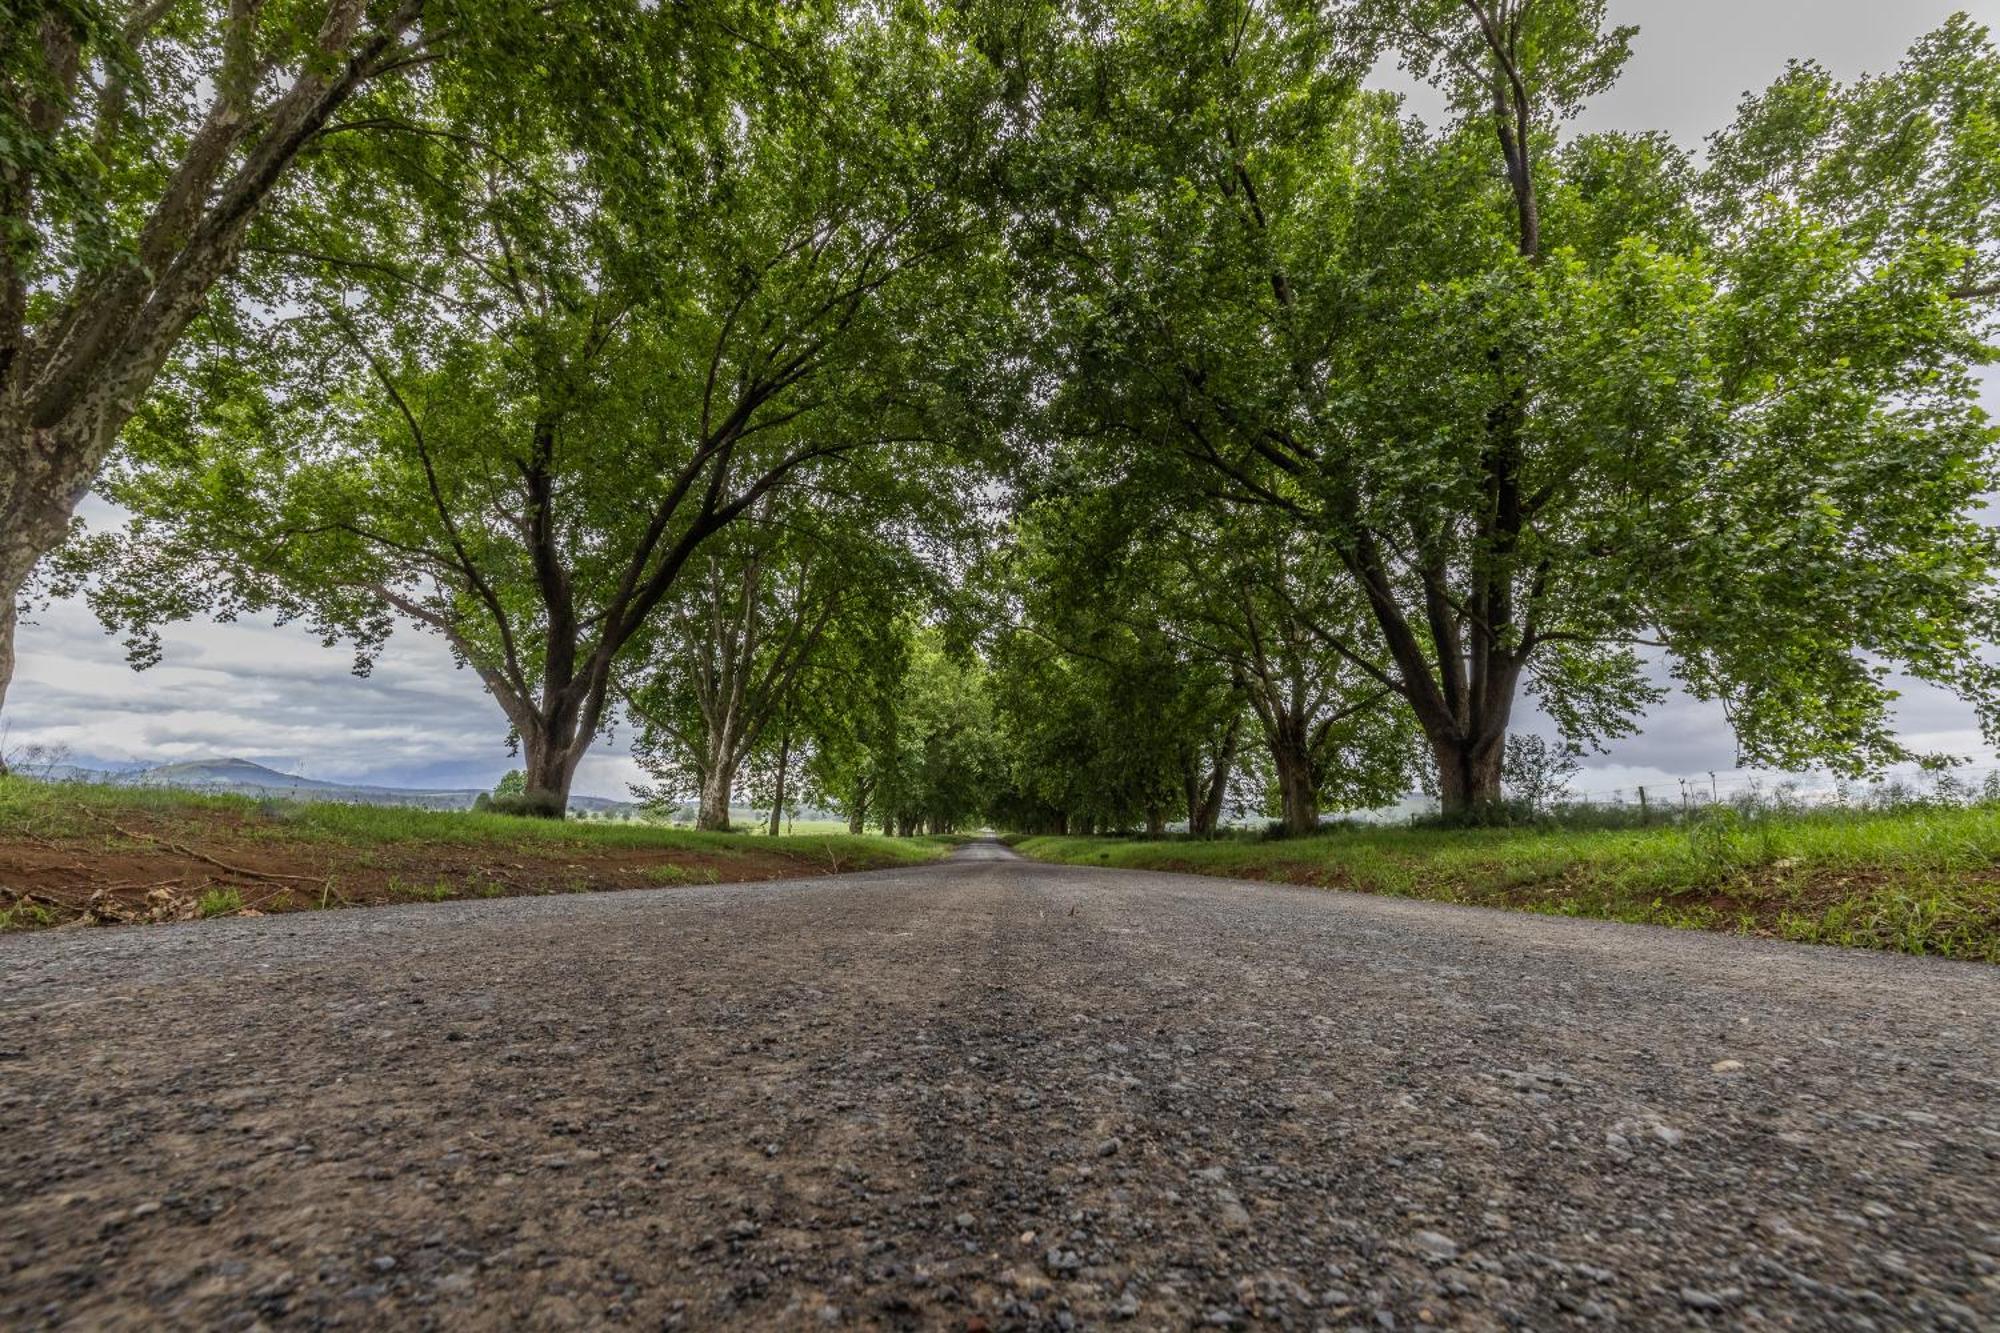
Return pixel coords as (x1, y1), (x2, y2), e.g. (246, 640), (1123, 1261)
(15, 0), (2000, 829)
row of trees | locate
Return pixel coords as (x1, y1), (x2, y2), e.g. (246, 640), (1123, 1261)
(5, 0), (1998, 827)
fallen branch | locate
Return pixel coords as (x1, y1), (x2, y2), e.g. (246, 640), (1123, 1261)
(102, 821), (329, 887)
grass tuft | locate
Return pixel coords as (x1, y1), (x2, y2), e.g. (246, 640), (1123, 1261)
(196, 887), (244, 918)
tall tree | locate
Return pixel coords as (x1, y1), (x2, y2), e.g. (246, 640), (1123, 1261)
(1027, 0), (2000, 814)
(876, 632), (1002, 835)
(627, 501), (924, 831)
(1000, 483), (1409, 835)
(74, 9), (1011, 811)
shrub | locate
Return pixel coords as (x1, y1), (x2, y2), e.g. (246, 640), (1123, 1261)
(484, 791), (567, 819)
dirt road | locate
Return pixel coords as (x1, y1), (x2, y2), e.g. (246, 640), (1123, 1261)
(2, 840), (1996, 1329)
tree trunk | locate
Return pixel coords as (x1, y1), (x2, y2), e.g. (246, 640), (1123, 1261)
(1432, 730), (1506, 818)
(697, 762), (734, 832)
(0, 589), (17, 731)
(766, 726), (790, 836)
(0, 436), (86, 725)
(1272, 735), (1318, 837)
(1145, 805), (1164, 839)
(520, 730), (586, 818)
(1191, 716), (1240, 837)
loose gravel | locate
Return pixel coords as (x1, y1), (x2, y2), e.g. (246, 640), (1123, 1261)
(1, 839), (1995, 1330)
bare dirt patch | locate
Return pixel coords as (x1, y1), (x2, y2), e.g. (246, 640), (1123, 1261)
(0, 805), (868, 928)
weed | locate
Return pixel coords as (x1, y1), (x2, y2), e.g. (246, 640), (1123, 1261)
(0, 901), (58, 930)
(197, 887), (244, 918)
(386, 877), (454, 902)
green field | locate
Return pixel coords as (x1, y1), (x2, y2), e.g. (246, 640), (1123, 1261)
(1015, 804), (2000, 962)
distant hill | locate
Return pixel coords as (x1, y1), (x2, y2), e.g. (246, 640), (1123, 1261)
(44, 757), (638, 816)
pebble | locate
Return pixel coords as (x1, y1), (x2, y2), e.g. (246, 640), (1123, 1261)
(1680, 1287), (1728, 1312)
(1411, 1230), (1459, 1261)
(1710, 1060), (1744, 1073)
(1095, 1137), (1122, 1158)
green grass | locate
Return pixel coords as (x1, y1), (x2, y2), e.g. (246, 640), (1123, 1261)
(0, 776), (946, 866)
(195, 886), (243, 918)
(1015, 804), (2000, 962)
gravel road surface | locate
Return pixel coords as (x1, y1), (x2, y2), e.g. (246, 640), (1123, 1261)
(2, 839), (1996, 1330)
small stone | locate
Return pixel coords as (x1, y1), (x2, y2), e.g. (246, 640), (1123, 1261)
(729, 1219), (761, 1239)
(1652, 1124), (1685, 1147)
(130, 1202), (162, 1219)
(1410, 1230), (1459, 1261)
(1095, 1137), (1122, 1158)
(1710, 1060), (1744, 1073)
(954, 1213), (975, 1231)
(1680, 1287), (1727, 1312)
(816, 1306), (841, 1326)
(370, 1256), (397, 1273)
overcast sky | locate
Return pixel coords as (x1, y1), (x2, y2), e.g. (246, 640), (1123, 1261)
(9, 0), (2000, 800)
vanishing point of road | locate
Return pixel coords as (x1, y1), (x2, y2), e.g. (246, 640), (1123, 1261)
(2, 840), (1995, 1330)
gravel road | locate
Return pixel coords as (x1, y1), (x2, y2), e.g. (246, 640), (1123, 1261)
(2, 839), (1996, 1330)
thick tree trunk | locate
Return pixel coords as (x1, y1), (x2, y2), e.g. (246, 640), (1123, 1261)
(697, 762), (734, 832)
(846, 777), (872, 835)
(1432, 730), (1506, 818)
(0, 425), (91, 724)
(1271, 735), (1318, 837)
(519, 730), (586, 818)
(1145, 805), (1164, 839)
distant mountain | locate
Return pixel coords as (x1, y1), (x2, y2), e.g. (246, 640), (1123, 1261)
(47, 756), (638, 816)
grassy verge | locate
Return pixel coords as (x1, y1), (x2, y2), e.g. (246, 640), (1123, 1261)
(1014, 804), (2000, 962)
(0, 777), (945, 932)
